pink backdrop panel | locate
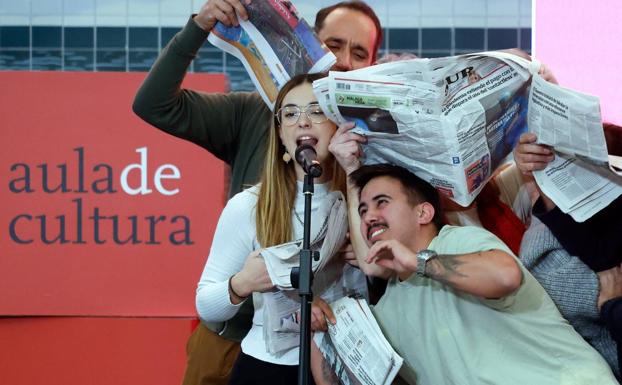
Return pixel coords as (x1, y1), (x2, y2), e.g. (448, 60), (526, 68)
(535, 0), (622, 124)
(0, 71), (227, 316)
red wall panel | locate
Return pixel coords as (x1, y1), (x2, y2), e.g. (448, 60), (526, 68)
(0, 71), (227, 316)
(0, 317), (193, 385)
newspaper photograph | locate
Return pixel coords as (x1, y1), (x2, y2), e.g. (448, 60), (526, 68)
(208, 23), (280, 108)
(314, 51), (533, 206)
(314, 297), (403, 385)
(208, 0), (335, 109)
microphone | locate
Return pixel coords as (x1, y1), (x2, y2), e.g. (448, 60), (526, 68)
(295, 144), (323, 178)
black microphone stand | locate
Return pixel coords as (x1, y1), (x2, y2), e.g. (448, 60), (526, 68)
(290, 172), (320, 385)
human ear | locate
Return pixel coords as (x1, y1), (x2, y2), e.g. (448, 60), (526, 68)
(417, 202), (435, 225)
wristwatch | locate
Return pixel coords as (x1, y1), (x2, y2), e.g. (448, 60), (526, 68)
(415, 249), (438, 277)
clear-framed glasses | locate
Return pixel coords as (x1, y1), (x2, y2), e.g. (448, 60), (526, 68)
(276, 103), (329, 126)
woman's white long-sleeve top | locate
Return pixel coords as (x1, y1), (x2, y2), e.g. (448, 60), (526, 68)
(196, 182), (332, 365)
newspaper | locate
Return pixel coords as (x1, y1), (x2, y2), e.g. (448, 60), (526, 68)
(528, 74), (622, 221)
(263, 265), (368, 355)
(313, 297), (403, 385)
(610, 155), (622, 174)
(314, 51), (536, 206)
(260, 191), (369, 355)
(261, 191), (348, 290)
(207, 0), (336, 109)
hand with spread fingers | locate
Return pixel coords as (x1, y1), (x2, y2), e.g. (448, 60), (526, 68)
(194, 0), (251, 31)
(328, 121), (367, 175)
(513, 132), (555, 176)
(366, 239), (417, 280)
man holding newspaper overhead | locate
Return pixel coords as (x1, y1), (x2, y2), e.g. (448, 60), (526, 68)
(311, 162), (619, 385)
(132, 1), (383, 385)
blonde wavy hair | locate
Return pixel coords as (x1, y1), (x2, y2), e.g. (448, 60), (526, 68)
(256, 73), (347, 247)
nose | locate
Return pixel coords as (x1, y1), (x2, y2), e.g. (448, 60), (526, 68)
(333, 51), (353, 72)
(361, 210), (379, 240)
(297, 111), (312, 128)
(363, 207), (379, 225)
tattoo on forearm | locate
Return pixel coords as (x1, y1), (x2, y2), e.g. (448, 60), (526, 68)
(321, 357), (340, 385)
(425, 253), (470, 286)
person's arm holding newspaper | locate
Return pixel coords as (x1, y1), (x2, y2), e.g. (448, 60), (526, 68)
(514, 132), (588, 243)
(537, 63), (558, 85)
(196, 194), (274, 322)
(194, 0), (249, 30)
(512, 57), (561, 212)
(513, 132), (557, 209)
(311, 122), (393, 384)
(515, 134), (622, 302)
(133, 0), (270, 164)
(309, 297), (338, 385)
(329, 122), (393, 279)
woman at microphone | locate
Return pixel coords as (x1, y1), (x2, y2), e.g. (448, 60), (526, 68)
(195, 73), (347, 385)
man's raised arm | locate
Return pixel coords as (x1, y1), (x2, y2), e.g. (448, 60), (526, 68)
(132, 0), (269, 163)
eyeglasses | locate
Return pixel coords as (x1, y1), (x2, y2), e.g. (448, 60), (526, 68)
(276, 103), (329, 126)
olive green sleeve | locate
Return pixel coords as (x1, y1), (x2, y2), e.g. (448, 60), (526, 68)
(132, 17), (266, 165)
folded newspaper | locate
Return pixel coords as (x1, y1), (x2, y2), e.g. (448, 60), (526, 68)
(263, 265), (368, 355)
(313, 50), (620, 220)
(207, 0), (336, 109)
(261, 191), (348, 290)
(313, 51), (536, 207)
(314, 297), (404, 385)
(259, 191), (369, 355)
(528, 74), (622, 222)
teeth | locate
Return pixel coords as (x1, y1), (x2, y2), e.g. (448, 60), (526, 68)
(370, 228), (386, 238)
(297, 136), (318, 147)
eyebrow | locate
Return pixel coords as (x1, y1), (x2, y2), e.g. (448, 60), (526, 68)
(357, 193), (391, 213)
(326, 37), (369, 55)
(372, 193), (391, 202)
(281, 101), (320, 108)
(357, 202), (367, 215)
(351, 44), (369, 57)
(325, 37), (344, 46)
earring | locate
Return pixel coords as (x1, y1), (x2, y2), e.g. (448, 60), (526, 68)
(282, 151), (291, 163)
